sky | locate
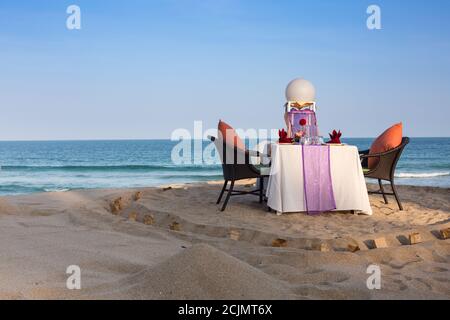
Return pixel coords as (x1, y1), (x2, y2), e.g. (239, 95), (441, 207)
(0, 0), (449, 140)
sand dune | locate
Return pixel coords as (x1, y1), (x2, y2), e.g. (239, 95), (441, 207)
(92, 244), (291, 300)
(0, 182), (448, 299)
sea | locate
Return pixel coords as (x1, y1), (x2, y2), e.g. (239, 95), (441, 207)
(0, 138), (448, 195)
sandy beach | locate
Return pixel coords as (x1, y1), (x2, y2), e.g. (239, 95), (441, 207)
(0, 181), (449, 300)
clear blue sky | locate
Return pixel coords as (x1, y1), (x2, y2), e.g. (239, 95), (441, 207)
(0, 0), (449, 140)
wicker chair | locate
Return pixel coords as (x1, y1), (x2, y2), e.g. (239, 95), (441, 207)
(359, 137), (410, 210)
(209, 136), (270, 212)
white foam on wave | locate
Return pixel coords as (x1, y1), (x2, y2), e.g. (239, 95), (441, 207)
(44, 188), (70, 192)
(395, 172), (450, 178)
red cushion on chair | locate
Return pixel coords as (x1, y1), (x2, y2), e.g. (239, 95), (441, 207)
(369, 123), (403, 169)
(218, 120), (245, 150)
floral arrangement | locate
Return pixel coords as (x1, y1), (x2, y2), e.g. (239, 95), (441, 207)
(292, 118), (308, 142)
(294, 130), (304, 141)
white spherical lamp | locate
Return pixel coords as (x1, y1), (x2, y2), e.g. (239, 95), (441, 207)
(285, 78), (316, 103)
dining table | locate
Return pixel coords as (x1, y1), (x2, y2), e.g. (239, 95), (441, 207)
(266, 143), (372, 215)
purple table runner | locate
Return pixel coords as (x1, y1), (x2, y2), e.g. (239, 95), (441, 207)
(302, 145), (336, 215)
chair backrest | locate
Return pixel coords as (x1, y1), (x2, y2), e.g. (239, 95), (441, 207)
(209, 136), (259, 181)
(390, 137), (410, 176)
(370, 137), (410, 180)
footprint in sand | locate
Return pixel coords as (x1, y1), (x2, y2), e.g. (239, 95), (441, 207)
(433, 277), (450, 283)
(388, 260), (421, 270)
(305, 268), (325, 275)
(421, 266), (448, 273)
(393, 279), (408, 291)
(411, 278), (433, 291)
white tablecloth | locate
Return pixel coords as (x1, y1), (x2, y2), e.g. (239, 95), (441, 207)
(266, 144), (372, 215)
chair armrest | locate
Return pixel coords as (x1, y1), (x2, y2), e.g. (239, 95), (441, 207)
(246, 150), (269, 158)
(359, 147), (400, 176)
(360, 153), (379, 159)
(359, 149), (370, 156)
(359, 153), (381, 171)
(209, 136), (269, 158)
(359, 148), (396, 159)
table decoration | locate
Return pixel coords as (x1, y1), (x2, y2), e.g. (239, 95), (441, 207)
(278, 129), (293, 144)
(327, 130), (343, 144)
(283, 78), (320, 140)
(302, 145), (337, 215)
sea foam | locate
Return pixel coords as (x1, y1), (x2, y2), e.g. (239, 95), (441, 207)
(396, 172), (450, 178)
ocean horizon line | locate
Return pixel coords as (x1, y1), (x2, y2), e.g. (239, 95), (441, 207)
(0, 136), (449, 143)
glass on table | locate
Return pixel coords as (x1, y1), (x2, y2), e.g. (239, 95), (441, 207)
(312, 136), (325, 145)
(303, 136), (312, 145)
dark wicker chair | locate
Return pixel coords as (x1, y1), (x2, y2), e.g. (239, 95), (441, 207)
(209, 136), (270, 212)
(359, 137), (410, 210)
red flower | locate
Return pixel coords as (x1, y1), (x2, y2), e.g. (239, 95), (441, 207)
(299, 119), (307, 126)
